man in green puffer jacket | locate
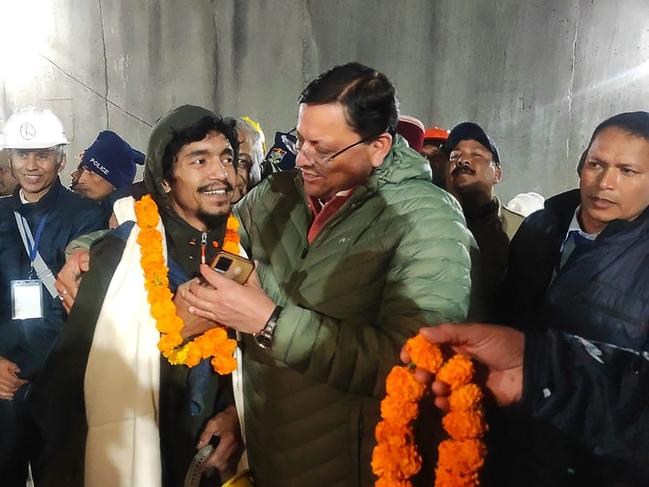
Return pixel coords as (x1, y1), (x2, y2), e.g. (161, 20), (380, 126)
(183, 63), (475, 486)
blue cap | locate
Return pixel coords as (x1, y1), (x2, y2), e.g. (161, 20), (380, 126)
(81, 130), (145, 189)
(445, 122), (501, 166)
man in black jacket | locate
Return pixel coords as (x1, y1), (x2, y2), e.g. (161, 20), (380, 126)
(405, 323), (649, 482)
(0, 107), (105, 486)
(498, 111), (649, 486)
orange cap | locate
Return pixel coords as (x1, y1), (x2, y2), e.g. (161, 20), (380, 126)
(423, 126), (449, 142)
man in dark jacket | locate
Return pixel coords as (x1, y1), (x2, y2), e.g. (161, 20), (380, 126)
(499, 111), (649, 486)
(407, 323), (649, 481)
(30, 106), (242, 487)
(444, 122), (524, 318)
(0, 107), (105, 486)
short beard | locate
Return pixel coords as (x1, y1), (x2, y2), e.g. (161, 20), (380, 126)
(197, 210), (228, 231)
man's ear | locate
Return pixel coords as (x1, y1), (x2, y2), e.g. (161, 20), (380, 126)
(161, 179), (172, 194)
(369, 133), (393, 168)
(494, 164), (502, 184)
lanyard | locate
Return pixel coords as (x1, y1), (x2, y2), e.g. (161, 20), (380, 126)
(18, 212), (50, 266)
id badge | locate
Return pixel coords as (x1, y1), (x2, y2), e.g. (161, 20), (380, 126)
(11, 280), (44, 320)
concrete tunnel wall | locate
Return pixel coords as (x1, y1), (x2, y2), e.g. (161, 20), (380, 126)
(1, 0), (648, 201)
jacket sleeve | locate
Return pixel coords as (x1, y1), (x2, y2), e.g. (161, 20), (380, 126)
(522, 330), (649, 466)
(241, 189), (474, 398)
(71, 204), (109, 239)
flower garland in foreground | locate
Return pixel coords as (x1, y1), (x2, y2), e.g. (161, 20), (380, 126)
(371, 335), (487, 487)
(135, 194), (239, 374)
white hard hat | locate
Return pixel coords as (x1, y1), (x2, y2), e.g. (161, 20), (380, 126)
(506, 192), (545, 217)
(3, 107), (69, 149)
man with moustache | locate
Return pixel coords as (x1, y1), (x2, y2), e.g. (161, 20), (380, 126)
(181, 63), (475, 486)
(31, 106), (243, 487)
(0, 107), (104, 486)
(444, 122), (523, 315)
(499, 111), (649, 486)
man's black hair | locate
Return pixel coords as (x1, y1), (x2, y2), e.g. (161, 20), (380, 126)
(162, 115), (239, 182)
(588, 111), (649, 149)
(576, 148), (588, 175)
(298, 62), (399, 140)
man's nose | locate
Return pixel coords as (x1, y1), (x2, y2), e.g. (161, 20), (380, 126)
(295, 147), (311, 168)
(23, 154), (40, 169)
(207, 159), (228, 180)
(457, 156), (471, 167)
(598, 167), (617, 189)
(77, 171), (90, 185)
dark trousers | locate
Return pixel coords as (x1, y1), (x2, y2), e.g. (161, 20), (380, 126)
(0, 385), (41, 487)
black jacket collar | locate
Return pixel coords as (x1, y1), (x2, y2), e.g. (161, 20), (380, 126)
(10, 177), (64, 216)
(545, 188), (649, 244)
(158, 204), (227, 277)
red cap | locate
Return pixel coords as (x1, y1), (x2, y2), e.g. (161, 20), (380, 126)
(423, 126), (450, 142)
(396, 115), (425, 152)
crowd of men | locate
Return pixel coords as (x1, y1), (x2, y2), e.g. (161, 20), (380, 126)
(0, 62), (648, 487)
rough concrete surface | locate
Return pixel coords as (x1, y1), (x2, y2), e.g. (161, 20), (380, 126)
(1, 0), (648, 199)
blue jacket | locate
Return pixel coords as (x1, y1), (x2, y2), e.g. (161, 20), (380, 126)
(499, 188), (649, 485)
(0, 178), (106, 379)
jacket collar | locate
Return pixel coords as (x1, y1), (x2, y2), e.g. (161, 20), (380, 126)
(599, 202), (649, 242)
(545, 188), (649, 244)
(10, 177), (64, 215)
(543, 189), (581, 239)
(158, 204), (226, 275)
(367, 135), (432, 191)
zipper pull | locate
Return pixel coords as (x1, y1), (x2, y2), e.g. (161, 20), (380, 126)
(201, 232), (207, 264)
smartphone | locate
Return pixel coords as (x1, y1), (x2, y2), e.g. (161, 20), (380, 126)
(209, 251), (254, 285)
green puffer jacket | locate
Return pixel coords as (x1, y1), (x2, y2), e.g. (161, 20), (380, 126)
(234, 138), (473, 486)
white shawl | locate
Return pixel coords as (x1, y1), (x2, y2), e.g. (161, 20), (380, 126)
(84, 197), (162, 487)
(83, 197), (248, 485)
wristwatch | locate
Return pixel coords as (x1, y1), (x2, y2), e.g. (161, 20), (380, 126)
(254, 305), (282, 350)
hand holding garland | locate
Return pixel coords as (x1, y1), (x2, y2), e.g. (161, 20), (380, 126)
(373, 331), (492, 486)
(406, 323), (524, 410)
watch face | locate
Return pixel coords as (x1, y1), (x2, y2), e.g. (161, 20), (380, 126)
(255, 332), (272, 350)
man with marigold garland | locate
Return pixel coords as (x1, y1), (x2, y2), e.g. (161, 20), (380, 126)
(180, 63), (476, 486)
(30, 106), (246, 487)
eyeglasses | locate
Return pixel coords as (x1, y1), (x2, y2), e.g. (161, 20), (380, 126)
(295, 135), (375, 165)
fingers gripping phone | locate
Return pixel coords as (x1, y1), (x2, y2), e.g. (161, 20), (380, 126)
(209, 251), (254, 285)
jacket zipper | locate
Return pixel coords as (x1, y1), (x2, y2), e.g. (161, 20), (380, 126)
(201, 232), (207, 264)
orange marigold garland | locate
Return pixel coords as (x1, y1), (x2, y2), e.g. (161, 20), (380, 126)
(135, 194), (239, 374)
(371, 366), (425, 482)
(372, 334), (488, 486)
